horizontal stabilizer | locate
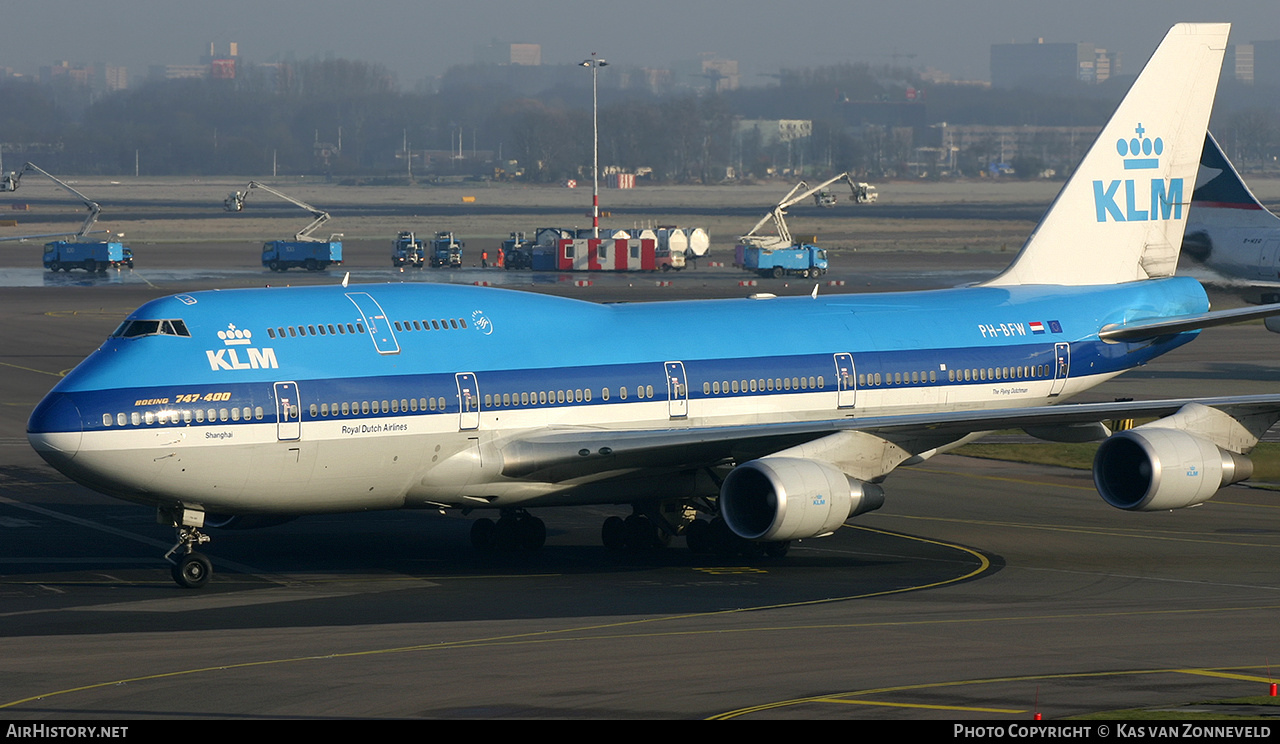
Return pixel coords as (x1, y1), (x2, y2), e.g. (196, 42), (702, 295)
(1098, 302), (1280, 341)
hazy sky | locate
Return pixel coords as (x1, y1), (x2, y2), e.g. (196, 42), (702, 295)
(5, 1), (1277, 86)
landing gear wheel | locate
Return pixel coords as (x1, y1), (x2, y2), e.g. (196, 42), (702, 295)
(601, 516), (626, 551)
(624, 514), (665, 550)
(472, 512), (545, 552)
(470, 517), (496, 550)
(172, 552), (212, 589)
(516, 514), (546, 551)
(685, 519), (711, 554)
(492, 515), (519, 551)
(708, 517), (735, 556)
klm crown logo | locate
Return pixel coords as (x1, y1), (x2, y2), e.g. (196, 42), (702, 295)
(218, 324), (252, 346)
(1117, 124), (1163, 170)
(1093, 123), (1183, 223)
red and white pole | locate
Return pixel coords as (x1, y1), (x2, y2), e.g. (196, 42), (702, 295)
(582, 54), (607, 239)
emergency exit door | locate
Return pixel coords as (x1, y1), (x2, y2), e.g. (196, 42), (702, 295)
(274, 381), (301, 440)
(456, 372), (480, 430)
(833, 353), (856, 408)
(1049, 343), (1070, 396)
(665, 361), (688, 418)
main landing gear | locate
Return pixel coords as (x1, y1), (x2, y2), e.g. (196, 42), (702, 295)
(468, 502), (792, 559)
(470, 509), (546, 552)
(684, 516), (790, 558)
(602, 503), (791, 558)
(160, 507), (214, 588)
(600, 513), (671, 550)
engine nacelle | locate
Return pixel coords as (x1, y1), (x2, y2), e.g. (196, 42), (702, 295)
(1093, 428), (1252, 511)
(720, 457), (884, 541)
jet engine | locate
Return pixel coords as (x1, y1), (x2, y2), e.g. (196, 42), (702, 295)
(720, 457), (884, 541)
(1093, 428), (1252, 511)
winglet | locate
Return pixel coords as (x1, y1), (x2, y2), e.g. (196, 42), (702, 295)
(986, 24), (1230, 287)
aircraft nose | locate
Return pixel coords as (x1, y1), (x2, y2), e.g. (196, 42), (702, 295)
(27, 393), (83, 464)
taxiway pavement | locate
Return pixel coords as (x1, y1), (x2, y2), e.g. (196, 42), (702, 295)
(1, 234), (1278, 720)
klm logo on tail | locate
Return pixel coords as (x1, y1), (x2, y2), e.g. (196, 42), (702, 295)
(1093, 124), (1183, 223)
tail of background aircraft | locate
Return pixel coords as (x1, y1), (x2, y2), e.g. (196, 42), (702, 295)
(986, 23), (1229, 287)
(1187, 131), (1280, 228)
(1180, 131), (1280, 301)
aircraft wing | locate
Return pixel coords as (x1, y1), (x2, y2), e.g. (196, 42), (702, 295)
(1098, 303), (1280, 342)
(499, 394), (1280, 481)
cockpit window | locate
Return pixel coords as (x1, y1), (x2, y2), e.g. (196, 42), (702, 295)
(111, 319), (192, 339)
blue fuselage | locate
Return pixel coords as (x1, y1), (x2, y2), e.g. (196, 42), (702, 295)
(27, 278), (1206, 513)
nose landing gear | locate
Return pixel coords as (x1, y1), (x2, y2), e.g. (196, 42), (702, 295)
(160, 507), (214, 588)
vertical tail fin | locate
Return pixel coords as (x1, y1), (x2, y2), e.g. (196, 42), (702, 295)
(1188, 132), (1280, 226)
(986, 23), (1229, 287)
(1181, 132), (1280, 272)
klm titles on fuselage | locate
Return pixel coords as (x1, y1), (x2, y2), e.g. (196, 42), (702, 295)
(1093, 125), (1183, 223)
(206, 325), (279, 371)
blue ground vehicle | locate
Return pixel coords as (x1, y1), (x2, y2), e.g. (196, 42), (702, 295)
(392, 231), (425, 268)
(430, 231), (464, 268)
(261, 240), (342, 272)
(43, 241), (133, 272)
(739, 244), (828, 279)
(225, 181), (342, 273)
(735, 173), (873, 279)
(1, 162), (136, 271)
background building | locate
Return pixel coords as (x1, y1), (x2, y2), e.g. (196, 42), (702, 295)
(991, 40), (1120, 88)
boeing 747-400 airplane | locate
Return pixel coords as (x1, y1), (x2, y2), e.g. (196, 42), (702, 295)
(28, 23), (1280, 587)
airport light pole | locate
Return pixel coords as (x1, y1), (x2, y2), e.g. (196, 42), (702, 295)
(580, 54), (608, 238)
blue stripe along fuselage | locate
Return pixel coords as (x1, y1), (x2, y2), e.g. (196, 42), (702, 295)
(29, 277), (1208, 437)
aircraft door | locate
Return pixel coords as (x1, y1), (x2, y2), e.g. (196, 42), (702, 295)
(274, 381), (301, 440)
(833, 353), (856, 408)
(456, 372), (480, 430)
(1049, 342), (1070, 396)
(665, 361), (688, 418)
(345, 292), (401, 355)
